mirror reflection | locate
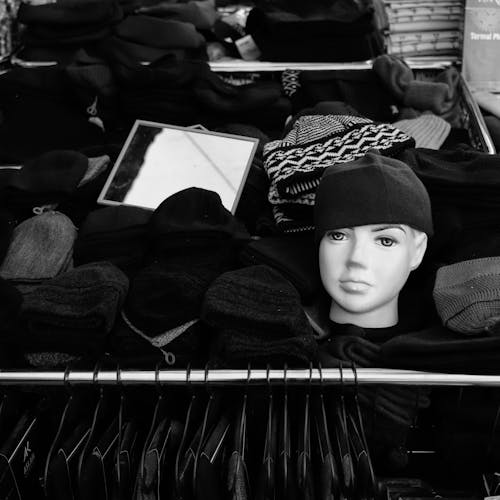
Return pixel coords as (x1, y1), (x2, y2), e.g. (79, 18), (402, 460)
(100, 121), (258, 213)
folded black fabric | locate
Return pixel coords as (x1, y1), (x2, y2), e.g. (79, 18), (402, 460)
(245, 8), (383, 62)
(18, 0), (122, 26)
(322, 334), (380, 367)
(113, 15), (205, 49)
(380, 326), (500, 374)
(7, 150), (88, 195)
(99, 35), (195, 64)
(239, 235), (320, 302)
(96, 57), (290, 133)
(20, 261), (129, 353)
(74, 205), (151, 273)
(399, 147), (500, 208)
(0, 69), (105, 163)
(135, 0), (218, 30)
(24, 24), (113, 46)
(0, 277), (23, 332)
(293, 69), (397, 122)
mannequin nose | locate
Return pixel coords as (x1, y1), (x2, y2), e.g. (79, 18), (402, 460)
(346, 238), (369, 268)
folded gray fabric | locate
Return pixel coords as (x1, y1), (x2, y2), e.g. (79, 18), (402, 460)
(0, 211), (76, 294)
(434, 257), (500, 334)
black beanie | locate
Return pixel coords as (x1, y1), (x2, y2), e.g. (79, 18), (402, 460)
(314, 152), (433, 241)
(124, 262), (215, 335)
(149, 187), (249, 253)
(202, 264), (318, 365)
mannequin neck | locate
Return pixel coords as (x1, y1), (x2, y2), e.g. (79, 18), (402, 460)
(329, 298), (399, 328)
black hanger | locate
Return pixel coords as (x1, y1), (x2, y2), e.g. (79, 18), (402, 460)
(77, 361), (120, 499)
(192, 363), (222, 493)
(313, 362), (340, 500)
(43, 365), (75, 497)
(277, 363), (297, 500)
(175, 364), (196, 500)
(132, 360), (169, 498)
(115, 364), (125, 493)
(335, 362), (355, 499)
(349, 362), (378, 500)
(228, 364), (251, 500)
(176, 364), (216, 500)
(257, 364), (277, 500)
(297, 363), (314, 499)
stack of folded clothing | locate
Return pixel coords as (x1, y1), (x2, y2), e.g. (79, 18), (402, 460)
(114, 187), (249, 367)
(383, 0), (464, 58)
(245, 1), (384, 62)
(16, 0), (124, 64)
(106, 56), (291, 135)
(107, 14), (208, 64)
(262, 113), (414, 232)
(133, 0), (218, 31)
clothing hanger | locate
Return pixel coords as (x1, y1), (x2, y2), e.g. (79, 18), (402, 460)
(195, 411), (232, 500)
(335, 361), (355, 499)
(43, 365), (75, 497)
(132, 360), (169, 499)
(228, 363), (251, 500)
(176, 363), (217, 500)
(257, 364), (277, 500)
(313, 362), (340, 500)
(347, 362), (378, 500)
(77, 361), (120, 498)
(277, 363), (297, 500)
(192, 363), (229, 500)
(175, 364), (196, 500)
(297, 363), (314, 499)
(192, 363), (223, 494)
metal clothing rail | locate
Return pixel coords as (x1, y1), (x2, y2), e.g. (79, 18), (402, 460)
(1, 368), (500, 387)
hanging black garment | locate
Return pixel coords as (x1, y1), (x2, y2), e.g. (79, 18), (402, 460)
(79, 417), (122, 500)
(195, 413), (231, 500)
(46, 421), (91, 500)
(0, 410), (43, 500)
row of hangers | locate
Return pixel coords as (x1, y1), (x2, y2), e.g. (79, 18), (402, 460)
(0, 361), (384, 500)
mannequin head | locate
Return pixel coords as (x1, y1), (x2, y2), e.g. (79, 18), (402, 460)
(318, 224), (427, 327)
(314, 152), (433, 328)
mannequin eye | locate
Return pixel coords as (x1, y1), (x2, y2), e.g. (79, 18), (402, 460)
(378, 236), (396, 247)
(326, 230), (346, 241)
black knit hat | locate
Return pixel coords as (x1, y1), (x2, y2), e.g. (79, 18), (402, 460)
(314, 152), (433, 240)
(8, 150), (88, 196)
(149, 187), (249, 254)
(124, 262), (216, 335)
(74, 205), (151, 272)
(20, 261), (129, 354)
(202, 264), (318, 365)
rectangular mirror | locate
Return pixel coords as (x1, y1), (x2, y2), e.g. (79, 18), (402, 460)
(98, 120), (259, 214)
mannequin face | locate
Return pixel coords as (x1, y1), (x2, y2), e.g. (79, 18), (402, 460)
(318, 224), (427, 328)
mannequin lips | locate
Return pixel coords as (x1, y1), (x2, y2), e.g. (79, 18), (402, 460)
(339, 279), (372, 293)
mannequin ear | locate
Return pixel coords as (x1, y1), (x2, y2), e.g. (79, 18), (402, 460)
(409, 230), (428, 271)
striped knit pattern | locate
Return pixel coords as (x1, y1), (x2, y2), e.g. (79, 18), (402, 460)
(263, 115), (414, 206)
(281, 69), (301, 97)
(394, 114), (450, 149)
(433, 257), (500, 334)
